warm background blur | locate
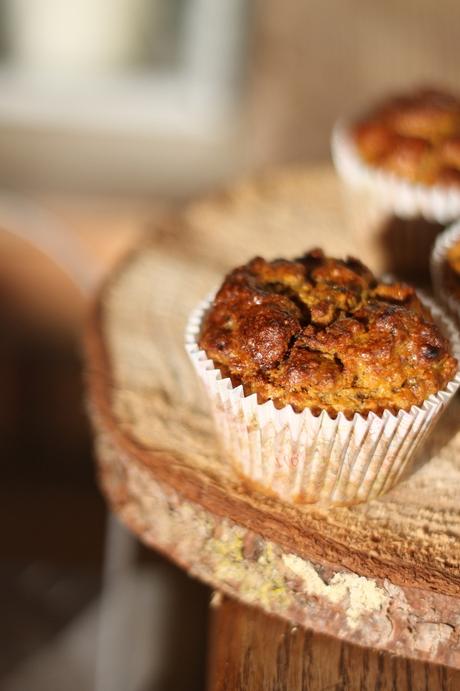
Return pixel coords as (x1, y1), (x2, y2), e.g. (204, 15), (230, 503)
(0, 1), (458, 195)
(1, 2), (459, 690)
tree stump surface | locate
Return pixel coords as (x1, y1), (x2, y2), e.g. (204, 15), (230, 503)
(85, 165), (460, 668)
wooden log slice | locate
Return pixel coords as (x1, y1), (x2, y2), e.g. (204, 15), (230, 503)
(85, 165), (460, 667)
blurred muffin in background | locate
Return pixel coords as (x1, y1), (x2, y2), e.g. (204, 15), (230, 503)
(332, 87), (460, 281)
(432, 220), (460, 324)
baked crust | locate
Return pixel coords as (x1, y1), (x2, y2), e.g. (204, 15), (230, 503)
(352, 88), (460, 186)
(199, 249), (457, 417)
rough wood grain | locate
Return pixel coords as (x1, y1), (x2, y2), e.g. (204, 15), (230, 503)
(86, 165), (460, 667)
(208, 596), (460, 691)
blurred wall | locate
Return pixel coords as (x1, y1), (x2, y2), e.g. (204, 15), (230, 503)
(246, 0), (460, 167)
(0, 1), (459, 194)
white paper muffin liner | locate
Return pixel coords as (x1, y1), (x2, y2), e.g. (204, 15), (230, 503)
(185, 293), (460, 506)
(331, 121), (460, 223)
(431, 220), (460, 323)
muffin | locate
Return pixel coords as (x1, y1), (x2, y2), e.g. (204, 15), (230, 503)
(352, 89), (460, 186)
(332, 87), (460, 278)
(186, 249), (460, 506)
(431, 220), (460, 322)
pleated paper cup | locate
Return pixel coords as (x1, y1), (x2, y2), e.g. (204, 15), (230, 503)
(431, 220), (460, 323)
(331, 121), (460, 277)
(185, 294), (460, 506)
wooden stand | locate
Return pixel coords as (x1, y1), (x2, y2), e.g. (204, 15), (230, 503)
(85, 166), (460, 675)
(208, 596), (460, 690)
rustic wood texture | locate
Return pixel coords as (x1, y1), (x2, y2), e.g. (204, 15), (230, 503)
(86, 165), (460, 667)
(208, 596), (460, 691)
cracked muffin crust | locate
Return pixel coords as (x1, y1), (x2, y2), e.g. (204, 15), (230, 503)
(199, 249), (457, 417)
(352, 87), (460, 186)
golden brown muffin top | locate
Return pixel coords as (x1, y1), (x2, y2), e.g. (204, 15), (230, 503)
(352, 87), (460, 186)
(199, 249), (457, 417)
